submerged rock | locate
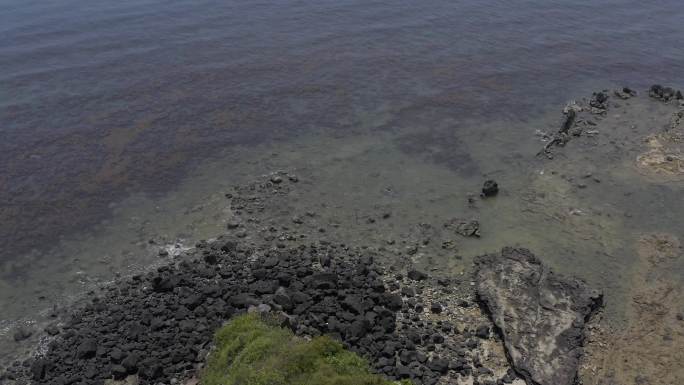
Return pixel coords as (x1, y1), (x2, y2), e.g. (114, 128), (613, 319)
(559, 109), (577, 134)
(649, 84), (680, 102)
(614, 87), (637, 100)
(475, 247), (602, 385)
(445, 218), (481, 237)
(12, 326), (32, 342)
(589, 91), (609, 110)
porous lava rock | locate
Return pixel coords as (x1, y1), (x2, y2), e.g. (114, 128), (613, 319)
(475, 247), (602, 385)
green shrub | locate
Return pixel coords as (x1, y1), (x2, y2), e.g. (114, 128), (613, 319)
(201, 313), (412, 385)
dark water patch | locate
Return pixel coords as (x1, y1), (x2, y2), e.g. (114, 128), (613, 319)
(395, 128), (479, 177)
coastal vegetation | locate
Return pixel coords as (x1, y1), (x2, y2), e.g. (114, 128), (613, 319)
(201, 314), (411, 385)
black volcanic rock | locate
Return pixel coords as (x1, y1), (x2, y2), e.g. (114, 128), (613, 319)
(229, 293), (258, 308)
(475, 324), (489, 339)
(151, 275), (179, 292)
(407, 269), (428, 281)
(428, 357), (449, 374)
(7, 238), (415, 385)
(649, 84), (680, 102)
(308, 272), (338, 289)
(481, 180), (499, 197)
(5, 170), (512, 385)
(29, 359), (49, 381)
(430, 303), (443, 314)
(121, 353), (140, 373)
(590, 91), (609, 109)
(76, 339), (98, 359)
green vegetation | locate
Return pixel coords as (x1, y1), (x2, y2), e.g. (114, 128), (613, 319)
(201, 313), (411, 385)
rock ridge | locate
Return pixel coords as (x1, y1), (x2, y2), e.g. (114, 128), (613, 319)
(475, 247), (602, 385)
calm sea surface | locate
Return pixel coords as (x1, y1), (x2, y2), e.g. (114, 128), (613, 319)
(2, 0), (684, 360)
(3, 0), (684, 263)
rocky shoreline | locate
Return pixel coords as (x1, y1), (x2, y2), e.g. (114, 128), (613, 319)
(0, 235), (500, 385)
(2, 239), (600, 385)
(2, 174), (603, 385)
(5, 84), (684, 385)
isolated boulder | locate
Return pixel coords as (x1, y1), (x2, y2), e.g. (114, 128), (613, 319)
(475, 247), (602, 385)
(481, 180), (499, 197)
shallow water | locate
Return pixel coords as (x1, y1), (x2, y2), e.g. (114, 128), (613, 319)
(2, 0), (684, 366)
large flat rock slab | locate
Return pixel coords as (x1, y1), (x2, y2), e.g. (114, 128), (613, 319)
(475, 247), (602, 385)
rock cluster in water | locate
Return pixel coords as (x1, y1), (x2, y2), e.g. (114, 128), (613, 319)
(539, 84), (684, 158)
(649, 84), (683, 102)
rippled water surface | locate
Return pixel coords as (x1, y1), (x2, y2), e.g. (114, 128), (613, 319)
(2, 0), (684, 364)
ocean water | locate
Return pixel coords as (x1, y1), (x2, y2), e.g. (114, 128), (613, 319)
(2, 0), (684, 364)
